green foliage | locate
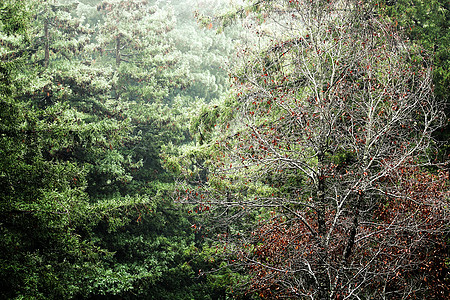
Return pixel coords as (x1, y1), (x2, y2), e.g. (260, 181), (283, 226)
(0, 0), (30, 35)
(1, 0), (241, 299)
(0, 0), (31, 98)
(190, 104), (221, 145)
(382, 0), (449, 101)
(381, 0), (450, 153)
(95, 0), (189, 102)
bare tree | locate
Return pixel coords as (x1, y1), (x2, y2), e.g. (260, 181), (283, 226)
(175, 0), (448, 298)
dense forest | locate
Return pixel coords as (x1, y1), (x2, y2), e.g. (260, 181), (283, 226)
(0, 0), (449, 299)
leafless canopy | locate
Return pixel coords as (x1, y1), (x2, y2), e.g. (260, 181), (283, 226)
(176, 0), (448, 298)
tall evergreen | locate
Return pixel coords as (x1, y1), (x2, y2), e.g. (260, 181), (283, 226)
(1, 0), (237, 298)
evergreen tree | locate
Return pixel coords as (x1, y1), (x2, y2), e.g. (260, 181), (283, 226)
(382, 0), (450, 155)
(1, 0), (240, 298)
(0, 1), (132, 298)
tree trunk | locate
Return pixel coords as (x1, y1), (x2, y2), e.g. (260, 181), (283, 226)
(316, 150), (330, 299)
(115, 36), (121, 67)
(44, 19), (49, 68)
(114, 36), (121, 99)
